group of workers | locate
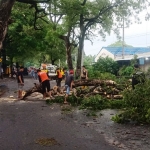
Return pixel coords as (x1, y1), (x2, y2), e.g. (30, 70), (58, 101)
(17, 65), (88, 104)
(16, 63), (145, 103)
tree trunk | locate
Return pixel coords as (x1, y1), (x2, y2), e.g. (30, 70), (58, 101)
(73, 79), (116, 87)
(77, 14), (85, 74)
(66, 43), (73, 69)
(77, 34), (85, 70)
(0, 0), (15, 50)
(59, 35), (73, 69)
(22, 79), (125, 100)
(1, 48), (6, 74)
(51, 59), (55, 65)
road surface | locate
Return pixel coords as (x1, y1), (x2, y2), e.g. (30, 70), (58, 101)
(0, 77), (117, 150)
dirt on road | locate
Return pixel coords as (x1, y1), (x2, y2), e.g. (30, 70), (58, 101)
(0, 77), (150, 150)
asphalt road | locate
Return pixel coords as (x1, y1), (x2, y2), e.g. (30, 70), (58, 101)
(1, 77), (150, 150)
(0, 101), (117, 150)
(0, 78), (118, 150)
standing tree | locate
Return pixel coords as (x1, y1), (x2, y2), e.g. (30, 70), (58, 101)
(0, 0), (51, 50)
(0, 0), (15, 50)
(60, 0), (150, 74)
(4, 2), (49, 68)
(45, 0), (78, 69)
(0, 0), (150, 72)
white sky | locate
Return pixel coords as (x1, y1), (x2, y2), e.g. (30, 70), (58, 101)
(84, 10), (150, 56)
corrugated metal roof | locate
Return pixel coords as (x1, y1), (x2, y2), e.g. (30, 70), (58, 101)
(103, 47), (150, 56)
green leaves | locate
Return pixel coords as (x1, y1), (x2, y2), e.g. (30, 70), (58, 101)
(113, 80), (150, 124)
(93, 57), (119, 75)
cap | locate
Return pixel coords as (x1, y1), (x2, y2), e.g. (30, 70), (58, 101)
(69, 70), (74, 74)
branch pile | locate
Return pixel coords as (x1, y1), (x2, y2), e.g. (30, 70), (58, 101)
(22, 79), (127, 100)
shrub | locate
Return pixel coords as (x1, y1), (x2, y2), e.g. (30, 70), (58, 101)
(112, 80), (150, 124)
(118, 65), (134, 76)
(88, 70), (117, 81)
(80, 95), (109, 110)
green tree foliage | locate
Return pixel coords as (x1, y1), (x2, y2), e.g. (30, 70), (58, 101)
(83, 55), (95, 67)
(118, 66), (134, 76)
(118, 55), (138, 76)
(5, 2), (46, 65)
(108, 40), (133, 47)
(60, 0), (150, 70)
(93, 57), (119, 75)
(112, 80), (150, 124)
(5, 2), (66, 67)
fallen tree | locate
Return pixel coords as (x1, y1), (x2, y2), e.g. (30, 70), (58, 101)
(22, 79), (127, 100)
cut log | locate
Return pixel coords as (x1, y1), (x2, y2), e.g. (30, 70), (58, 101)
(73, 79), (116, 87)
(113, 95), (123, 99)
(22, 79), (125, 100)
(22, 83), (43, 99)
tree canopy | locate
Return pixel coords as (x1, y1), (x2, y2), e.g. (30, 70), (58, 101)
(108, 41), (133, 47)
(0, 0), (150, 70)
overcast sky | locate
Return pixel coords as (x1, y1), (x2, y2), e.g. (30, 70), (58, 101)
(84, 10), (150, 56)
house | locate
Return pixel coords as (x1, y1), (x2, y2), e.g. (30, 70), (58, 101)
(95, 47), (150, 72)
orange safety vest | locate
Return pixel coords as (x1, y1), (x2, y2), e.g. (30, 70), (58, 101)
(38, 72), (49, 82)
(57, 70), (62, 78)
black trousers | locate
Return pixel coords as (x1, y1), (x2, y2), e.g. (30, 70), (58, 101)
(57, 78), (62, 87)
(42, 80), (50, 93)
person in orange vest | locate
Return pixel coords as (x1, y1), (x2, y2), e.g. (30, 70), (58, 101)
(37, 69), (53, 99)
(41, 64), (49, 74)
(56, 67), (63, 87)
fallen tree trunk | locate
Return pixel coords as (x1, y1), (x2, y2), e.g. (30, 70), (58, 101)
(73, 79), (116, 87)
(22, 79), (125, 100)
(22, 83), (43, 99)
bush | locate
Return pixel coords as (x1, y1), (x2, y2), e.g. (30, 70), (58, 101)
(80, 95), (109, 110)
(88, 70), (117, 81)
(80, 95), (125, 110)
(118, 65), (134, 76)
(112, 80), (150, 124)
(93, 57), (119, 75)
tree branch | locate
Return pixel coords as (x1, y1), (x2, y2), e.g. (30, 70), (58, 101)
(84, 1), (123, 30)
(16, 0), (51, 4)
(81, 0), (87, 6)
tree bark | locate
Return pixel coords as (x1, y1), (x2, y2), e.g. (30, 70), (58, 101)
(73, 79), (116, 87)
(22, 79), (119, 100)
(0, 0), (15, 50)
(59, 35), (73, 69)
(1, 48), (6, 73)
(77, 13), (85, 73)
(66, 43), (73, 69)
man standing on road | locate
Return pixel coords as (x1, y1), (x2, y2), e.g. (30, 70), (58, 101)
(37, 69), (53, 100)
(56, 68), (63, 87)
(64, 70), (74, 104)
(17, 66), (24, 99)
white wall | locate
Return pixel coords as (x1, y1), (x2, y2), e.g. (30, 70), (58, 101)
(95, 48), (114, 62)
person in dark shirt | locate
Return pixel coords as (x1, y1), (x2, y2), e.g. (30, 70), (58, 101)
(132, 64), (145, 89)
(17, 66), (24, 99)
(64, 70), (74, 104)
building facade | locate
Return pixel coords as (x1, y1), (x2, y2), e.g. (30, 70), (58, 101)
(95, 47), (150, 72)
